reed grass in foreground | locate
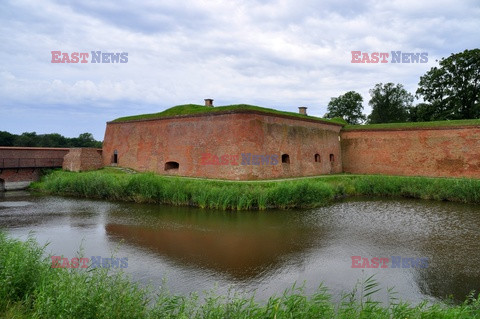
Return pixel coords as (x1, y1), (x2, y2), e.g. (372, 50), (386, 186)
(32, 169), (480, 210)
(0, 232), (479, 319)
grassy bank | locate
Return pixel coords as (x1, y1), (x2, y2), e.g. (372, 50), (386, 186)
(343, 118), (480, 131)
(1, 232), (479, 319)
(31, 169), (480, 210)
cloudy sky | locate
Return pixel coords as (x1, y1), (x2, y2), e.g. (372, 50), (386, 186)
(1, 0), (479, 140)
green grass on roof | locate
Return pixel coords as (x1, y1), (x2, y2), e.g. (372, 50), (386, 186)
(343, 119), (480, 131)
(112, 104), (345, 125)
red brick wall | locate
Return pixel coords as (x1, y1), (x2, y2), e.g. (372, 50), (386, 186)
(103, 112), (343, 180)
(341, 127), (480, 178)
(63, 148), (103, 172)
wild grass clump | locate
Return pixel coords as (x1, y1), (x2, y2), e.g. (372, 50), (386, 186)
(0, 232), (48, 312)
(32, 266), (149, 319)
(32, 170), (129, 200)
(266, 180), (335, 209)
(0, 233), (148, 318)
(1, 232), (480, 318)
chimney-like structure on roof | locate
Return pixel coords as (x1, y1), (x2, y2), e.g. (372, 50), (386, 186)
(204, 99), (214, 107)
(298, 107), (307, 115)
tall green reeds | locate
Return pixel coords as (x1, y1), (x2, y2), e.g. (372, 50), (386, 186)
(351, 175), (480, 203)
(31, 169), (480, 210)
(32, 170), (338, 210)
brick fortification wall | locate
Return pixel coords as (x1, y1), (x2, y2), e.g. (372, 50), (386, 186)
(341, 126), (480, 178)
(63, 148), (103, 172)
(103, 111), (480, 180)
(102, 112), (343, 180)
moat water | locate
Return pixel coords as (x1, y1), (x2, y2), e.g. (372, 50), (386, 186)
(1, 191), (479, 304)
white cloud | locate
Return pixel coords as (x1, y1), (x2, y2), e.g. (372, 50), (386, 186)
(0, 0), (479, 139)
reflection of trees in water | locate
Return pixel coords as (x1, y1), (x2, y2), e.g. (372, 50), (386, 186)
(417, 268), (480, 303)
(414, 213), (480, 303)
(0, 196), (108, 229)
(104, 206), (321, 280)
(415, 242), (480, 303)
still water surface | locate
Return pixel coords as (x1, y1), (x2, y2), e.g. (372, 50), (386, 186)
(1, 191), (479, 303)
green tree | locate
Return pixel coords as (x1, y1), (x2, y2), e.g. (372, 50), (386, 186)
(407, 102), (448, 122)
(71, 133), (102, 148)
(0, 131), (102, 147)
(367, 83), (414, 124)
(416, 49), (480, 120)
(0, 131), (15, 146)
(40, 133), (70, 147)
(325, 91), (366, 124)
(14, 132), (40, 147)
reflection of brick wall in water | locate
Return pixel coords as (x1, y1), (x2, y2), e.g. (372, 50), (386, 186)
(102, 111), (343, 180)
(341, 126), (480, 178)
(0, 168), (41, 182)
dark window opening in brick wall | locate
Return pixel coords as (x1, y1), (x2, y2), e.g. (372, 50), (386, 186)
(165, 161), (179, 170)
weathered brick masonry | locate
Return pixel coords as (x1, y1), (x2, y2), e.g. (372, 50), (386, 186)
(0, 147), (69, 166)
(341, 126), (480, 178)
(63, 148), (103, 172)
(102, 111), (343, 180)
(0, 147), (103, 190)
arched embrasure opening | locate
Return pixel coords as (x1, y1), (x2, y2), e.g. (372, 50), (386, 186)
(314, 154), (320, 162)
(165, 161), (179, 171)
(329, 154), (334, 162)
(281, 154), (290, 164)
(0, 178), (5, 192)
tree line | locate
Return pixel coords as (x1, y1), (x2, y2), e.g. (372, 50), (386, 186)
(0, 131), (102, 148)
(325, 49), (480, 124)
